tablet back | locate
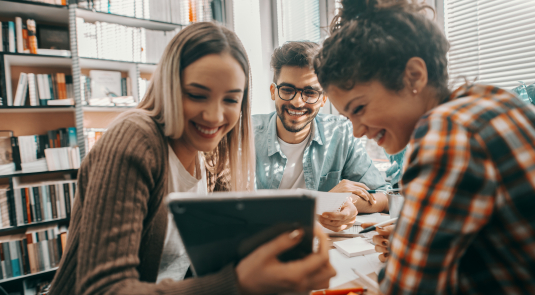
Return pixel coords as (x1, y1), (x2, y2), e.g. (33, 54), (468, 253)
(168, 190), (316, 277)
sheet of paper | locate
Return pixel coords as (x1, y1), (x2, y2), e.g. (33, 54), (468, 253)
(297, 189), (351, 214)
(329, 249), (378, 288)
(364, 252), (387, 275)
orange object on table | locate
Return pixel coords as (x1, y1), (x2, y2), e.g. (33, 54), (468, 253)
(311, 287), (366, 295)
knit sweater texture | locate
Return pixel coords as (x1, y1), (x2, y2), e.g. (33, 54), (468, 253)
(49, 111), (241, 295)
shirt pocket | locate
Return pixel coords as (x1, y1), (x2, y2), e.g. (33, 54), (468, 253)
(318, 170), (342, 191)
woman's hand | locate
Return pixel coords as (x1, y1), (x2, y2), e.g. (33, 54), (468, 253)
(236, 226), (336, 295)
(318, 199), (357, 232)
(361, 222), (395, 262)
(329, 179), (376, 205)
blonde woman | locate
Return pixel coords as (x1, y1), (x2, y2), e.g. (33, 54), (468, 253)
(50, 22), (335, 295)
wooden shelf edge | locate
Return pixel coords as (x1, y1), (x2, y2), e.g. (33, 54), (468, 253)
(0, 169), (78, 179)
(0, 267), (58, 284)
(0, 218), (70, 234)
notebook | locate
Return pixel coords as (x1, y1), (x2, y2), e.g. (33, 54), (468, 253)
(333, 237), (376, 257)
(296, 189), (351, 214)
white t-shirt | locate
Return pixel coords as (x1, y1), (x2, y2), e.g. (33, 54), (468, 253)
(277, 133), (311, 189)
(157, 145), (207, 282)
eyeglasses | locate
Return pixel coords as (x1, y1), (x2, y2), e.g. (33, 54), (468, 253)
(273, 83), (323, 104)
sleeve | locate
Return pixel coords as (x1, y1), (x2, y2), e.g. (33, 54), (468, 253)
(379, 116), (496, 295)
(75, 119), (240, 295)
(341, 134), (389, 190)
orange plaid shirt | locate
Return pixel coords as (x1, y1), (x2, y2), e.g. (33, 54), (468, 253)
(379, 84), (535, 294)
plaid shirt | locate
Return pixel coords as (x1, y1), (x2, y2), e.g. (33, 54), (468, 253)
(379, 84), (535, 294)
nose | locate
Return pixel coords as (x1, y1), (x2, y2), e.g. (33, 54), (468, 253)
(290, 92), (307, 108)
(202, 101), (224, 124)
(352, 121), (367, 138)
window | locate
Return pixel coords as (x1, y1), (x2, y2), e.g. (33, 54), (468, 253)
(276, 0), (321, 45)
(444, 0), (535, 89)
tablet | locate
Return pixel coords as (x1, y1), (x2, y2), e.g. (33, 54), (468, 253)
(167, 189), (316, 277)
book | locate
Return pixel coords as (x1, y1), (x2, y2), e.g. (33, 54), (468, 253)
(15, 17), (24, 53)
(333, 237), (376, 257)
(28, 73), (39, 106)
(13, 73), (28, 106)
(8, 21), (16, 53)
(0, 21), (3, 52)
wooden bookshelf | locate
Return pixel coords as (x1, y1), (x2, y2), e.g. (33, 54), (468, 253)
(0, 218), (69, 234)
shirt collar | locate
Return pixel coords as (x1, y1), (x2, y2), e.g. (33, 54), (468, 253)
(267, 115), (324, 157)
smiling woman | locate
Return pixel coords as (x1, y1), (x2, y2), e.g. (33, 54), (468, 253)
(48, 22), (335, 295)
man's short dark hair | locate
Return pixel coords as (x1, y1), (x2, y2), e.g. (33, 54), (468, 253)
(271, 41), (320, 83)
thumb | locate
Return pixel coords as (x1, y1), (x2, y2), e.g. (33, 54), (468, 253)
(377, 225), (395, 236)
(256, 229), (304, 259)
(361, 222), (377, 229)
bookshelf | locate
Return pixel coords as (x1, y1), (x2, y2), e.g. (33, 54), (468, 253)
(0, 0), (225, 293)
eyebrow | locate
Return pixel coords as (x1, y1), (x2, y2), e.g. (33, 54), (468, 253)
(344, 95), (366, 113)
(188, 83), (243, 93)
(278, 82), (322, 91)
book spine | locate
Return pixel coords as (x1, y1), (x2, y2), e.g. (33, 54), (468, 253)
(40, 186), (49, 221)
(15, 17), (23, 53)
(58, 184), (66, 218)
(25, 233), (37, 274)
(45, 230), (55, 268)
(20, 239), (30, 275)
(29, 187), (37, 223)
(0, 244), (6, 278)
(13, 188), (23, 226)
(32, 187), (42, 222)
(43, 185), (52, 221)
(20, 189), (28, 224)
(39, 231), (50, 270)
(8, 241), (20, 277)
(2, 243), (12, 278)
(10, 137), (21, 171)
(49, 185), (58, 219)
(8, 21), (16, 53)
(0, 21), (3, 52)
(6, 188), (16, 226)
(24, 187), (32, 223)
(26, 19), (37, 54)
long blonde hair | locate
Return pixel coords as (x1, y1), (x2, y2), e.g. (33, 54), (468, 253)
(136, 22), (255, 191)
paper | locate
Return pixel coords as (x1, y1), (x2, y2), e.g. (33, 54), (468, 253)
(334, 237), (376, 257)
(364, 252), (386, 275)
(297, 189), (350, 214)
(323, 225), (362, 237)
(328, 248), (386, 288)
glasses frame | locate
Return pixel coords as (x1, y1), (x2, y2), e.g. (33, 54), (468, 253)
(273, 83), (323, 104)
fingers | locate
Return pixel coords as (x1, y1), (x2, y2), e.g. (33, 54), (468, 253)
(378, 253), (389, 263)
(376, 224), (395, 236)
(352, 188), (371, 203)
(375, 244), (388, 253)
(320, 222), (345, 232)
(372, 235), (389, 247)
(256, 229), (304, 259)
(361, 222), (377, 229)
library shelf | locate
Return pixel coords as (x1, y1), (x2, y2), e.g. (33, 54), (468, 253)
(3, 53), (72, 67)
(83, 106), (136, 112)
(0, 168), (78, 179)
(80, 57), (157, 71)
(0, 0), (68, 25)
(76, 8), (186, 31)
(0, 267), (58, 284)
(0, 106), (75, 113)
(0, 218), (69, 235)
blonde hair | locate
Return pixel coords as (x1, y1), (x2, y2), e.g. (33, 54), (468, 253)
(136, 22), (255, 191)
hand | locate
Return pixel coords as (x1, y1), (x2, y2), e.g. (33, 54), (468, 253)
(361, 222), (395, 262)
(318, 199), (357, 232)
(329, 179), (376, 205)
(236, 226), (336, 295)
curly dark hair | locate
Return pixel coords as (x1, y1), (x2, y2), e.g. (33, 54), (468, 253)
(315, 0), (450, 99)
(271, 41), (320, 83)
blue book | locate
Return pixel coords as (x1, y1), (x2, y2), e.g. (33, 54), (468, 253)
(8, 21), (15, 53)
(8, 241), (20, 277)
(67, 127), (77, 147)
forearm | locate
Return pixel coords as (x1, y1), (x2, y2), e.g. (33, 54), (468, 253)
(354, 192), (388, 213)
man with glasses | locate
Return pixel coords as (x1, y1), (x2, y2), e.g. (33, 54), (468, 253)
(253, 41), (390, 232)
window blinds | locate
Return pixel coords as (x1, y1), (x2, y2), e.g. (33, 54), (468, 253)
(276, 0), (321, 45)
(444, 0), (535, 89)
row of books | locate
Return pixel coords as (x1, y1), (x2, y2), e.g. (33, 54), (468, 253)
(0, 180), (75, 228)
(80, 71), (136, 105)
(11, 72), (74, 107)
(0, 18), (70, 55)
(24, 0), (67, 5)
(0, 224), (68, 280)
(138, 77), (150, 101)
(77, 0), (215, 24)
(0, 127), (79, 175)
(76, 18), (180, 63)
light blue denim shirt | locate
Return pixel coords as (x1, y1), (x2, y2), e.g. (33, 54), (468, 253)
(253, 112), (389, 191)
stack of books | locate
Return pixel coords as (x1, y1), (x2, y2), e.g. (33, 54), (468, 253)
(12, 73), (74, 107)
(0, 224), (68, 280)
(84, 129), (106, 153)
(81, 71), (136, 105)
(0, 180), (75, 228)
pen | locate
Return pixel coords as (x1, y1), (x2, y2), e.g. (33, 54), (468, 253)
(311, 287), (367, 295)
(366, 188), (400, 194)
(359, 217), (398, 233)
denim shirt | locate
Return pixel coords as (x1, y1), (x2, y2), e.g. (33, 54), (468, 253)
(253, 112), (389, 191)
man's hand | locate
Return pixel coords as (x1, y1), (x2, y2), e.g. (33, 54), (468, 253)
(362, 222), (395, 262)
(318, 199), (357, 232)
(329, 179), (376, 205)
(236, 226), (336, 295)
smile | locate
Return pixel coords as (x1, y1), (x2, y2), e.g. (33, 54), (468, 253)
(287, 109), (306, 116)
(374, 129), (386, 143)
(192, 122), (222, 137)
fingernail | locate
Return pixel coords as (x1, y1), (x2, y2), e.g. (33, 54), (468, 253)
(289, 229), (301, 239)
(384, 253), (389, 258)
(377, 226), (383, 229)
(382, 241), (389, 247)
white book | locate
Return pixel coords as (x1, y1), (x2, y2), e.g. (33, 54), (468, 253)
(13, 73), (28, 106)
(13, 189), (23, 226)
(27, 73), (39, 106)
(57, 183), (66, 218)
(0, 21), (3, 52)
(55, 184), (62, 218)
(8, 21), (16, 53)
(47, 98), (74, 106)
(333, 237), (376, 257)
(15, 17), (23, 53)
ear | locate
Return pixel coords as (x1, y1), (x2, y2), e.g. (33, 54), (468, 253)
(270, 83), (277, 101)
(403, 57), (428, 94)
(319, 93), (328, 108)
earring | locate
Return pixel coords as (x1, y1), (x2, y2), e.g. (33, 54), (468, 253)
(412, 89), (418, 94)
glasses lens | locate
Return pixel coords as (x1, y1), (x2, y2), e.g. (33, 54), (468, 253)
(279, 86), (296, 100)
(303, 89), (321, 103)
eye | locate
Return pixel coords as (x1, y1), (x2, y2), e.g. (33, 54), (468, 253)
(224, 97), (240, 104)
(352, 105), (365, 115)
(187, 93), (206, 100)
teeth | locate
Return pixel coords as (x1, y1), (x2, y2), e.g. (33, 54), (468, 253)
(288, 110), (306, 116)
(374, 130), (386, 142)
(194, 123), (219, 135)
